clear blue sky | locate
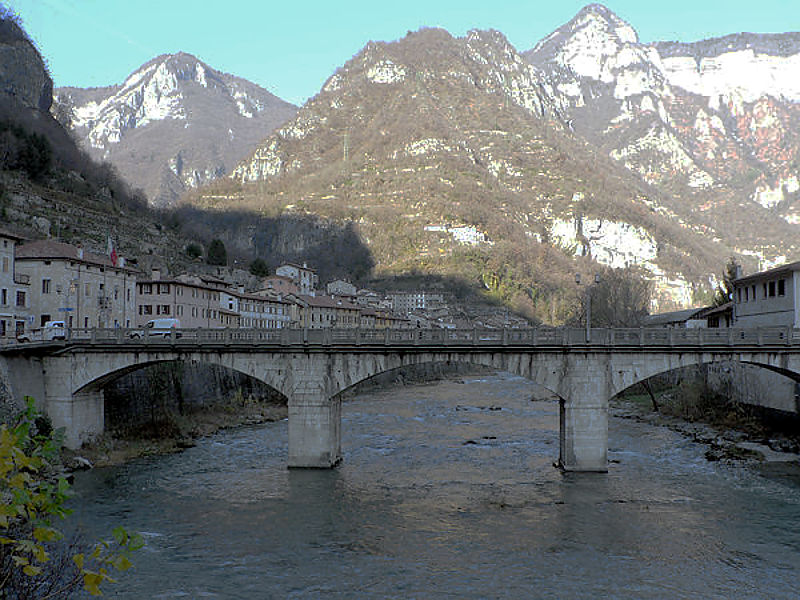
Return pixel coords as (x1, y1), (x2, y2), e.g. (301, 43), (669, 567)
(8, 0), (799, 106)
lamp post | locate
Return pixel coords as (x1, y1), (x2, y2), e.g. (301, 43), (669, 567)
(576, 273), (601, 343)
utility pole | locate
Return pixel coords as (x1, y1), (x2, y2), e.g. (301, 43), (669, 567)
(576, 273), (600, 343)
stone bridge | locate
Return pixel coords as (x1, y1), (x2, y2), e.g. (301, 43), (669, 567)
(3, 326), (800, 472)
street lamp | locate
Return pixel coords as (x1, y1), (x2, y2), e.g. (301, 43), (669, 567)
(576, 273), (601, 342)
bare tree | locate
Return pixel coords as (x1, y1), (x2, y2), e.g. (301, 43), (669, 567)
(577, 266), (652, 327)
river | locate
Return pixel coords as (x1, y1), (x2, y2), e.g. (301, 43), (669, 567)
(70, 373), (800, 599)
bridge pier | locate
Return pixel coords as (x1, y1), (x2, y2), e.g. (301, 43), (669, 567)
(558, 400), (608, 472)
(287, 387), (342, 468)
(46, 390), (105, 449)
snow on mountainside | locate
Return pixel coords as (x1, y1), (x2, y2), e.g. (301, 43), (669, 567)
(56, 53), (297, 206)
(657, 34), (800, 103)
(525, 4), (800, 268)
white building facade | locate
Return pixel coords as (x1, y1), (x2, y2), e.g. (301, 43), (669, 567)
(0, 228), (29, 339)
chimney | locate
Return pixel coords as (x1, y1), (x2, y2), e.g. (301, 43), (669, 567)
(152, 268), (161, 281)
(77, 244), (84, 259)
(119, 257), (125, 268)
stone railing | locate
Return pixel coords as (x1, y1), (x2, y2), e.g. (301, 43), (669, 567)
(4, 326), (800, 350)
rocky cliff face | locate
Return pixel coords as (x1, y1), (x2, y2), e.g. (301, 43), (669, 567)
(56, 53), (297, 207)
(525, 4), (800, 265)
(0, 13), (52, 112)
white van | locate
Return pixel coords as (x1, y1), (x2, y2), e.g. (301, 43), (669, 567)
(129, 318), (182, 339)
(17, 320), (67, 342)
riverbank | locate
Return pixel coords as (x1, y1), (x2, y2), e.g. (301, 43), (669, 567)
(611, 386), (800, 465)
(63, 399), (288, 469)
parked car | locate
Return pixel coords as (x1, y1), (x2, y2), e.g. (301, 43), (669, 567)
(128, 318), (182, 339)
(17, 321), (67, 343)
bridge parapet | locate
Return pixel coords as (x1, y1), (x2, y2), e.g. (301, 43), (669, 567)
(3, 326), (799, 352)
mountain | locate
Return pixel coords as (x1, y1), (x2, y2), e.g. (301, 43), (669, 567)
(185, 27), (737, 318)
(0, 12), (258, 286)
(56, 53), (298, 207)
(524, 4), (800, 264)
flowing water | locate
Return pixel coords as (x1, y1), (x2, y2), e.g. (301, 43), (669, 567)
(70, 374), (800, 599)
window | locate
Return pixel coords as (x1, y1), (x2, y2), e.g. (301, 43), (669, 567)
(143, 305), (153, 315)
(114, 286), (119, 300)
(161, 305), (170, 315)
(159, 284), (169, 294)
(744, 287), (749, 302)
(85, 283), (90, 296)
(737, 289), (742, 303)
(1, 257), (8, 273)
(778, 279), (786, 297)
(0, 320), (5, 337)
(42, 279), (51, 294)
(142, 283), (152, 295)
(769, 281), (776, 297)
(84, 317), (89, 328)
(15, 291), (25, 307)
(127, 288), (131, 302)
(1, 289), (6, 305)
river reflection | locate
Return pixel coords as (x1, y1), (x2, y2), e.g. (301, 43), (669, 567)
(70, 374), (800, 599)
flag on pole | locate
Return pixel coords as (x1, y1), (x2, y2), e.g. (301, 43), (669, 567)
(107, 234), (118, 267)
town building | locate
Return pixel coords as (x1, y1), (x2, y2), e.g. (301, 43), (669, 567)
(0, 228), (29, 339)
(293, 294), (361, 328)
(276, 263), (318, 296)
(732, 262), (800, 328)
(262, 275), (299, 296)
(387, 291), (445, 315)
(135, 270), (231, 328)
(641, 307), (708, 328)
(222, 288), (292, 329)
(327, 279), (357, 297)
(15, 240), (137, 330)
(359, 307), (410, 329)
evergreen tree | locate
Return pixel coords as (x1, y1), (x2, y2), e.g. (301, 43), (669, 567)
(713, 257), (740, 306)
(249, 258), (270, 277)
(206, 239), (227, 266)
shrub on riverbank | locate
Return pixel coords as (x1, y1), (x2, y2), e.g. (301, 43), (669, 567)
(0, 398), (142, 596)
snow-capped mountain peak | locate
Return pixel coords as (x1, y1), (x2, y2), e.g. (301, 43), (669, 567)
(56, 53), (297, 206)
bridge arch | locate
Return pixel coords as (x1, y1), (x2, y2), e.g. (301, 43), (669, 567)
(604, 352), (800, 403)
(329, 355), (565, 407)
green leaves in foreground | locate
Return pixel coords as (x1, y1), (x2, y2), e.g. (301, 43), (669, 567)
(1, 397), (142, 596)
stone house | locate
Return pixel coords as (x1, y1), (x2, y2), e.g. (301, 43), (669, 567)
(276, 262), (318, 296)
(15, 240), (137, 330)
(326, 279), (357, 297)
